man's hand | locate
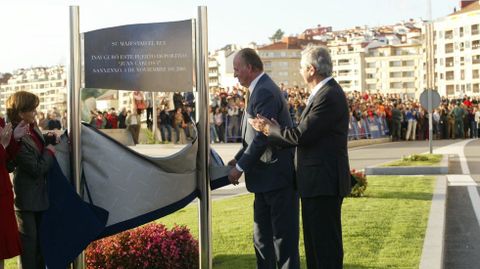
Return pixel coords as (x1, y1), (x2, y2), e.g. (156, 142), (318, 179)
(227, 159), (237, 166)
(228, 166), (242, 185)
(248, 114), (279, 136)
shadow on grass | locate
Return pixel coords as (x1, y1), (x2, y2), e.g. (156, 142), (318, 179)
(213, 254), (256, 269)
(213, 254), (387, 269)
(367, 191), (433, 201)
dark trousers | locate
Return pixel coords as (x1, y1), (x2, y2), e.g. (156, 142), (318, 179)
(302, 196), (344, 269)
(391, 120), (401, 141)
(254, 186), (300, 269)
(159, 124), (172, 142)
(16, 211), (44, 269)
(127, 124), (140, 144)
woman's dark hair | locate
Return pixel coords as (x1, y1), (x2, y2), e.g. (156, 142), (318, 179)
(6, 91), (40, 125)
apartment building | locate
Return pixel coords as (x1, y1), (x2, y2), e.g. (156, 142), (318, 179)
(257, 37), (325, 88)
(0, 66), (67, 114)
(434, 1), (480, 97)
(364, 44), (424, 98)
(328, 41), (366, 92)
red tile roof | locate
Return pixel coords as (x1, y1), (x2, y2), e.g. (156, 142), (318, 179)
(449, 1), (480, 16)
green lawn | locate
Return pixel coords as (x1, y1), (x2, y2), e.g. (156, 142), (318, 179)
(382, 154), (443, 167)
(6, 176), (435, 269)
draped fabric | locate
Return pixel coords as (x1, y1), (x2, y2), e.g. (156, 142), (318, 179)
(41, 123), (230, 268)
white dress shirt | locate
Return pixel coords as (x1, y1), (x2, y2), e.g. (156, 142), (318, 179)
(236, 72), (265, 173)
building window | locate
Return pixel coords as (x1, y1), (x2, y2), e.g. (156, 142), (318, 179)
(472, 24), (479, 35)
(473, 55), (480, 64)
(404, 82), (414, 88)
(446, 71), (454, 80)
(446, 84), (454, 95)
(445, 30), (453, 39)
(389, 61), (402, 67)
(473, 40), (480, 49)
(473, 83), (480, 93)
(390, 72), (402, 78)
(473, 69), (479, 79)
(446, 57), (454, 67)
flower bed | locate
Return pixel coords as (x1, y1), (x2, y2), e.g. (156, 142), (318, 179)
(350, 169), (368, 197)
(86, 223), (198, 269)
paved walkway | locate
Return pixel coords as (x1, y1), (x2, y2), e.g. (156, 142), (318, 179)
(434, 139), (480, 269)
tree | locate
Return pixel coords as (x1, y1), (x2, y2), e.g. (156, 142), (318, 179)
(269, 29), (284, 43)
(0, 73), (12, 84)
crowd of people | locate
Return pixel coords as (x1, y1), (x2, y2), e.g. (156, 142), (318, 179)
(70, 85), (480, 146)
(207, 86), (480, 143)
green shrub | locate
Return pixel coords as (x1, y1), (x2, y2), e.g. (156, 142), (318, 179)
(402, 154), (429, 162)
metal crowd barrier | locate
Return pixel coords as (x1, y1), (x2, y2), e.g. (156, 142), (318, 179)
(210, 114), (391, 143)
(348, 115), (389, 140)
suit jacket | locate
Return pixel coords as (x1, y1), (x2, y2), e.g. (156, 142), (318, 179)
(13, 125), (54, 211)
(235, 74), (295, 193)
(269, 78), (351, 198)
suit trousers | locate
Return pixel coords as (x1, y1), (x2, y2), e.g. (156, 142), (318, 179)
(302, 196), (344, 269)
(253, 186), (300, 269)
(15, 211), (45, 269)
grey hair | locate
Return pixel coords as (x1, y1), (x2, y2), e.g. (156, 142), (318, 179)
(301, 44), (332, 77)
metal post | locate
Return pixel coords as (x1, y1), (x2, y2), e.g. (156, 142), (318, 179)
(152, 92), (157, 140)
(196, 6), (212, 269)
(428, 90), (433, 154)
(69, 6), (85, 269)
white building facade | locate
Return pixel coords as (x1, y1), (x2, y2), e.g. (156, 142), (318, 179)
(433, 2), (480, 97)
(0, 66), (67, 115)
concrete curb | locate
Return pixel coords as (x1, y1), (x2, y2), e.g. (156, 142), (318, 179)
(348, 137), (391, 148)
(364, 155), (448, 175)
(419, 175), (447, 269)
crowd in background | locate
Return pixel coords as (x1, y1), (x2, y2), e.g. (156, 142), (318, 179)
(35, 87), (480, 144)
(207, 86), (480, 143)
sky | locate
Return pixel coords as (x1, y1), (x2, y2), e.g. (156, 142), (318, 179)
(0, 0), (459, 73)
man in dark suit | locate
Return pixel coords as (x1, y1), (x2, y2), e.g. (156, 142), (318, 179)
(250, 45), (351, 269)
(228, 48), (299, 269)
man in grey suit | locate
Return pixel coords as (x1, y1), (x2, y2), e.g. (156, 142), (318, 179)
(228, 48), (300, 269)
(250, 45), (351, 269)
